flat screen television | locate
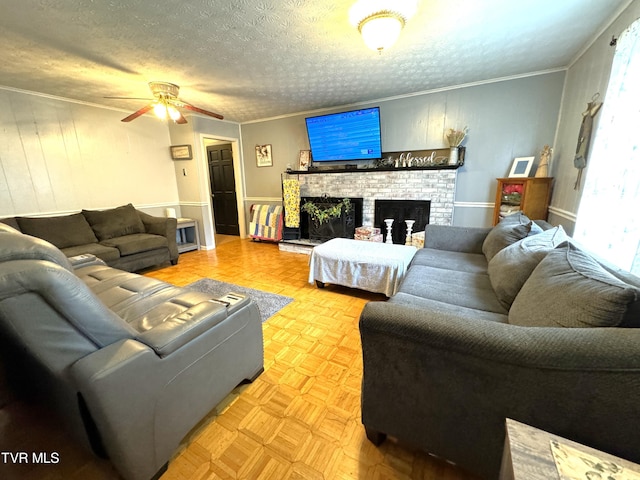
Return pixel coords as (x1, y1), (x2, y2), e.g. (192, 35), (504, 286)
(305, 107), (382, 162)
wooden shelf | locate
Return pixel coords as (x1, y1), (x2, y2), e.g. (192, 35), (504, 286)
(287, 164), (461, 175)
(286, 147), (465, 175)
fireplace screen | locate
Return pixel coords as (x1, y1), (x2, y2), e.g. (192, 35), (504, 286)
(300, 197), (363, 241)
(374, 200), (431, 244)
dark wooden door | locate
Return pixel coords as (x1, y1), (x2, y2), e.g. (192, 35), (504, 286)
(207, 144), (240, 235)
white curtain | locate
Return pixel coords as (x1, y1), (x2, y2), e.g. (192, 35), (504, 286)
(573, 18), (640, 275)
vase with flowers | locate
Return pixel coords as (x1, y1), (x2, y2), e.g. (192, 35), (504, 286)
(445, 127), (468, 165)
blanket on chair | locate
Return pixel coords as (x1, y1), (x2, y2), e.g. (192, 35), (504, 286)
(249, 204), (283, 241)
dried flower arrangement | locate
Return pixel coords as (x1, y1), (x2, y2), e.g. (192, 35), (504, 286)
(445, 127), (468, 147)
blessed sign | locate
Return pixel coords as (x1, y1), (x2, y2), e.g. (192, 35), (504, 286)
(377, 147), (465, 168)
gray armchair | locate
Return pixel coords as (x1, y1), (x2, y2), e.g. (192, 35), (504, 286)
(0, 223), (264, 480)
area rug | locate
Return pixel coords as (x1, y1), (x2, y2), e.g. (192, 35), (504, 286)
(186, 278), (293, 323)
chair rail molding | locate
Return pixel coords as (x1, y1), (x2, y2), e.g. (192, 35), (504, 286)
(548, 205), (577, 222)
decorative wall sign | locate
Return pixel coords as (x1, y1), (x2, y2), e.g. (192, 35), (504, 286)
(375, 147), (465, 168)
(170, 144), (192, 160)
(256, 144), (273, 167)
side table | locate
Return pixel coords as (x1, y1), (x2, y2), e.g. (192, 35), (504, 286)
(500, 418), (640, 480)
(176, 218), (200, 253)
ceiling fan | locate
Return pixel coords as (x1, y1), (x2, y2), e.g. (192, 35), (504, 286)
(107, 81), (224, 123)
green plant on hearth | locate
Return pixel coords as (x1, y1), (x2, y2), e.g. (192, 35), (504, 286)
(302, 198), (352, 225)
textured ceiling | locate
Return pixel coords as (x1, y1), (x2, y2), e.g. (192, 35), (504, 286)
(0, 0), (631, 123)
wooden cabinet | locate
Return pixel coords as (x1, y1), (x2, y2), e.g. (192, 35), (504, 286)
(492, 177), (553, 225)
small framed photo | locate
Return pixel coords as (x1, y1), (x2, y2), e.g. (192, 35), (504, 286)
(169, 144), (192, 160)
(256, 144), (273, 167)
(508, 156), (535, 177)
(298, 150), (311, 171)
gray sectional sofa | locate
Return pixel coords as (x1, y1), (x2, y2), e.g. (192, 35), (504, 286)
(0, 222), (263, 480)
(359, 213), (640, 479)
(1, 203), (178, 272)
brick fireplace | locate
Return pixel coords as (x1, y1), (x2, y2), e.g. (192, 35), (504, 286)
(297, 169), (456, 227)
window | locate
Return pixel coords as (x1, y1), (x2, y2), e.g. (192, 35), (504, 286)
(573, 18), (640, 275)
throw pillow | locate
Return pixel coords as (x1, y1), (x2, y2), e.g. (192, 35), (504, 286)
(488, 225), (568, 309)
(499, 211), (530, 226)
(482, 213), (532, 262)
(509, 242), (640, 328)
(17, 213), (98, 249)
(82, 203), (145, 241)
(529, 221), (544, 236)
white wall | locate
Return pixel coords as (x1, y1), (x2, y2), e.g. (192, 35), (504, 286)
(0, 86), (248, 250)
(168, 115), (244, 248)
(549, 0), (640, 234)
(0, 87), (179, 217)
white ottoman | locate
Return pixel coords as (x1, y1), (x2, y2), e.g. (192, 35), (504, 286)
(308, 238), (417, 296)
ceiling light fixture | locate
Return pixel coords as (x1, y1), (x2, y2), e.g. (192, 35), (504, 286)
(349, 0), (418, 53)
(153, 99), (181, 122)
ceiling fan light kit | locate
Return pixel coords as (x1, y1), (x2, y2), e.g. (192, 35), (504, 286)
(153, 102), (181, 121)
(114, 81), (223, 124)
(349, 0), (418, 52)
(149, 81), (180, 99)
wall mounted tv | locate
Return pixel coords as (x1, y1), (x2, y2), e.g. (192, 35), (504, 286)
(305, 107), (382, 162)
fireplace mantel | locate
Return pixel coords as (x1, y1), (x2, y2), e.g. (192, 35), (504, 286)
(288, 146), (465, 174)
(288, 164), (460, 175)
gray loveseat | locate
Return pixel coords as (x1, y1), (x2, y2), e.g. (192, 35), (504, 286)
(1, 203), (179, 272)
(0, 223), (264, 480)
(359, 213), (640, 479)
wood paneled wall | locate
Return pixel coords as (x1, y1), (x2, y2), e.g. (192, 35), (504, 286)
(0, 88), (180, 217)
(549, 0), (640, 235)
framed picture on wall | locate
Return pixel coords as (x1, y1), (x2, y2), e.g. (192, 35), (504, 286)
(169, 144), (192, 160)
(298, 150), (311, 171)
(508, 156), (535, 177)
(256, 144), (273, 167)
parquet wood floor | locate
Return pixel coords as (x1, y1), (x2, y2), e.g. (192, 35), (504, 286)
(0, 236), (480, 480)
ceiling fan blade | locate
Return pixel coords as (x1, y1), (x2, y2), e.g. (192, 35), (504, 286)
(121, 104), (154, 122)
(175, 111), (188, 124)
(175, 101), (224, 120)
